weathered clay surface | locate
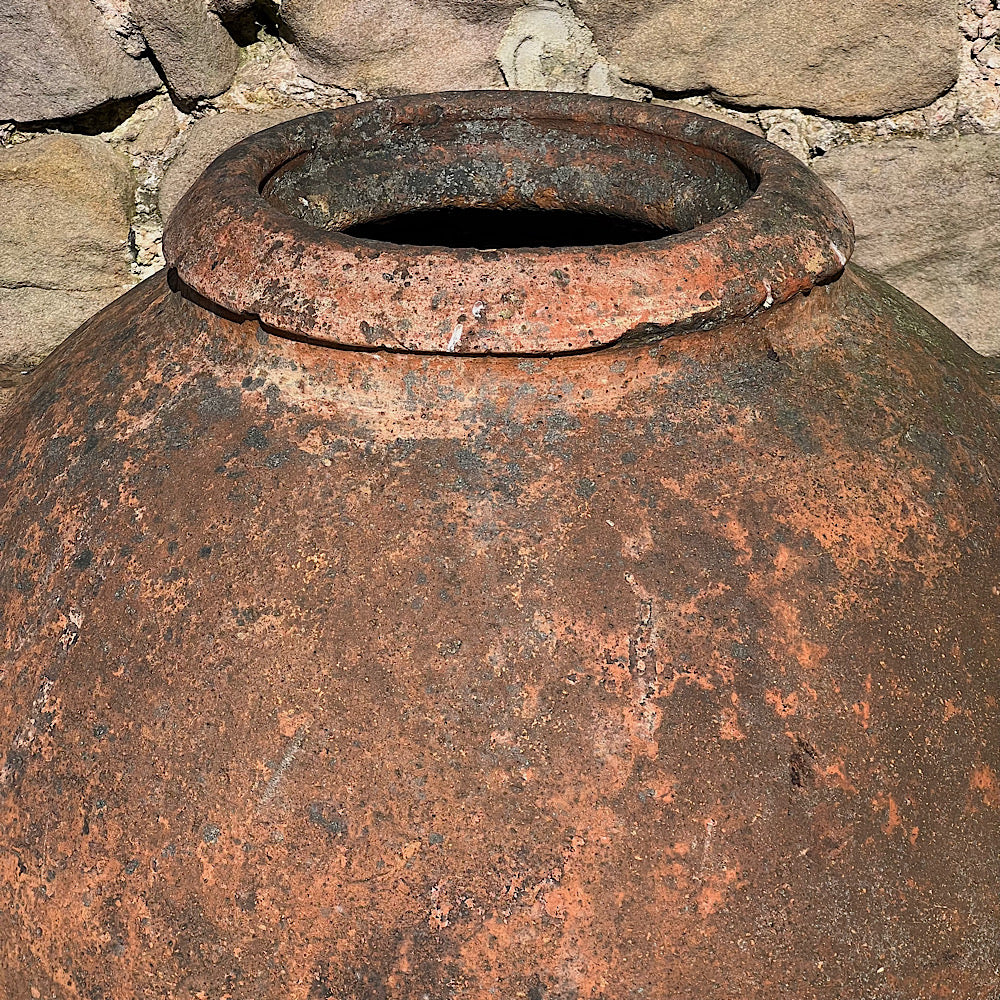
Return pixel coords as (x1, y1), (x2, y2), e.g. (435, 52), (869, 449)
(1, 97), (998, 998)
(573, 0), (958, 117)
(160, 107), (313, 224)
(814, 134), (1000, 356)
(1, 269), (998, 1000)
(0, 0), (160, 122)
(0, 134), (136, 367)
(280, 0), (516, 93)
(130, 0), (241, 103)
(166, 95), (851, 353)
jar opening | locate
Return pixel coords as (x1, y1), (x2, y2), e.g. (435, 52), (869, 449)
(164, 92), (854, 355)
(342, 208), (671, 249)
(259, 108), (754, 250)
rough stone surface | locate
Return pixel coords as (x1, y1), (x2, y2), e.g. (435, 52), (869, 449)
(280, 0), (520, 93)
(0, 0), (160, 123)
(574, 0), (958, 118)
(207, 0), (258, 13)
(814, 135), (1000, 356)
(159, 107), (313, 224)
(89, 0), (148, 58)
(0, 134), (136, 367)
(0, 288), (120, 371)
(110, 93), (184, 158)
(497, 0), (647, 99)
(218, 32), (359, 111)
(131, 0), (241, 103)
(757, 109), (847, 162)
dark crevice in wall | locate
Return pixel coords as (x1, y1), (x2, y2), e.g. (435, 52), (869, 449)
(219, 9), (262, 47)
(633, 81), (946, 126)
(216, 0), (285, 46)
(10, 90), (163, 136)
(253, 0), (285, 42)
(636, 83), (716, 104)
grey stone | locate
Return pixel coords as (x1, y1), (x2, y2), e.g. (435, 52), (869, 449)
(160, 108), (311, 223)
(131, 0), (241, 103)
(571, 0), (958, 118)
(0, 134), (136, 367)
(0, 0), (160, 123)
(279, 0), (522, 94)
(814, 135), (1000, 356)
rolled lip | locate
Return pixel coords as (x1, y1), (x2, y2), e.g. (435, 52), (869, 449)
(164, 91), (854, 356)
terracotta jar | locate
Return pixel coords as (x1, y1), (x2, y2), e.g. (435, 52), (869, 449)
(1, 92), (999, 1000)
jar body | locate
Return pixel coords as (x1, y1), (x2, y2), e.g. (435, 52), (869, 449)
(1, 263), (998, 998)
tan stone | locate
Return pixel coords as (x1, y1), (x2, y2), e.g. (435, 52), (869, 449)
(0, 135), (135, 289)
(0, 0), (160, 123)
(571, 0), (958, 118)
(109, 95), (183, 158)
(279, 0), (519, 94)
(0, 134), (136, 367)
(0, 288), (122, 368)
(814, 135), (1000, 356)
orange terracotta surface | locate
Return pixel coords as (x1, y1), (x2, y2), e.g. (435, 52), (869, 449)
(1, 93), (998, 999)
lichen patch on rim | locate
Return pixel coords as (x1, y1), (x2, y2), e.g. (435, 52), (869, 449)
(164, 92), (854, 355)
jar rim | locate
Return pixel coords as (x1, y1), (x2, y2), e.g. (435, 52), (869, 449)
(164, 91), (854, 356)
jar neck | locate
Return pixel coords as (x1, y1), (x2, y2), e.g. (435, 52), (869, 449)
(164, 92), (854, 356)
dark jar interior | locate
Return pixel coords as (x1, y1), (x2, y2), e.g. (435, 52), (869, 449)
(261, 104), (755, 249)
(344, 207), (669, 249)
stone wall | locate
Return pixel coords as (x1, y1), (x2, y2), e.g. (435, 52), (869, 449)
(2, 0), (998, 402)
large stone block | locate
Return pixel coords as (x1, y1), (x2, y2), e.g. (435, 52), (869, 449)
(279, 0), (522, 93)
(814, 135), (1000, 356)
(0, 135), (136, 367)
(130, 0), (241, 103)
(0, 0), (160, 123)
(571, 0), (958, 118)
(0, 288), (122, 371)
